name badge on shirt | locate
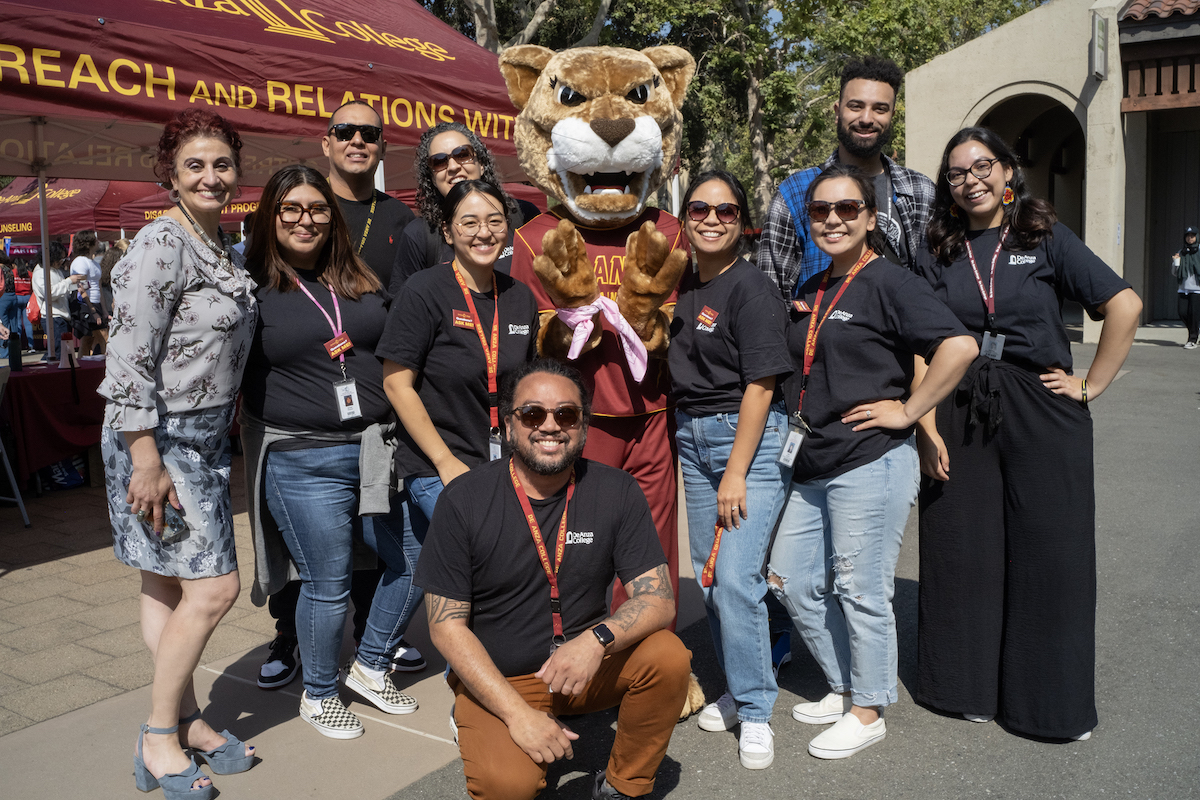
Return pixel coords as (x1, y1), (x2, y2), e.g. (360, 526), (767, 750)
(334, 378), (363, 421)
(981, 331), (1005, 361)
(324, 332), (353, 359)
(452, 310), (475, 330)
(697, 306), (719, 326)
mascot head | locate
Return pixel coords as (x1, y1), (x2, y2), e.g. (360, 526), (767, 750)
(500, 45), (695, 228)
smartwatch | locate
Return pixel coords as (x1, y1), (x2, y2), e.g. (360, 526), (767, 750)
(591, 623), (615, 649)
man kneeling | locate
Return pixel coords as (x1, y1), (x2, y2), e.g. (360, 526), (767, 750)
(417, 359), (691, 800)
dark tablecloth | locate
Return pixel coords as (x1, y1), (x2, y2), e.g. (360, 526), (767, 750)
(0, 359), (106, 483)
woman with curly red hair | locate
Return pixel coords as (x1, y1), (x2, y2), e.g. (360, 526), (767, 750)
(99, 108), (258, 799)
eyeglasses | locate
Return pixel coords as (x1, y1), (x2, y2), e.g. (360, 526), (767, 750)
(427, 144), (477, 173)
(945, 157), (1000, 187)
(452, 217), (507, 237)
(806, 199), (867, 222)
(328, 123), (382, 144)
(278, 202), (332, 224)
(511, 404), (584, 430)
(686, 201), (740, 224)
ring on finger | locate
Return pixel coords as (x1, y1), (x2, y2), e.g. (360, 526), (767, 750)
(135, 509), (147, 523)
(866, 410), (872, 418)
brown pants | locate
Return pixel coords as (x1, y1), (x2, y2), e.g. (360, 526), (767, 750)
(450, 630), (691, 800)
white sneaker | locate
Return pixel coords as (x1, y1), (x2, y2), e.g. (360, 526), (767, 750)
(738, 721), (774, 769)
(792, 692), (852, 725)
(963, 712), (994, 723)
(697, 691), (738, 732)
(1183, 341), (1197, 349)
(807, 712), (886, 759)
(1071, 730), (1092, 741)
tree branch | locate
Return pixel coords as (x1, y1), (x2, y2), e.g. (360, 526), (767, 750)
(572, 0), (614, 48)
(503, 0), (559, 50)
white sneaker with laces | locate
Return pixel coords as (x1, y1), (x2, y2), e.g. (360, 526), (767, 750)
(697, 691), (738, 731)
(808, 712), (886, 759)
(792, 692), (852, 724)
(739, 721), (774, 769)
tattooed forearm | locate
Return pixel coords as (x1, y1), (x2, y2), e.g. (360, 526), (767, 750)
(625, 564), (674, 602)
(427, 594), (472, 625)
(609, 597), (649, 633)
(609, 564), (674, 635)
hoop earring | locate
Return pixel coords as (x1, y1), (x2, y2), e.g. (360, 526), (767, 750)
(1002, 185), (1015, 206)
(168, 189), (181, 204)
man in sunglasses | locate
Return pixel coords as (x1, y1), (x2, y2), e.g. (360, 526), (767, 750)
(758, 56), (936, 300)
(417, 359), (690, 800)
(321, 99), (415, 287)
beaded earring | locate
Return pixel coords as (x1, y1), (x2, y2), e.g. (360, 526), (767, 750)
(1002, 185), (1015, 206)
(949, 205), (961, 219)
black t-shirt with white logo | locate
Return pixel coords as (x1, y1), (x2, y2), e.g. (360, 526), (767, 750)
(913, 222), (1129, 373)
(376, 263), (539, 479)
(337, 191), (415, 288)
(669, 257), (793, 416)
(784, 257), (968, 483)
(414, 458), (665, 677)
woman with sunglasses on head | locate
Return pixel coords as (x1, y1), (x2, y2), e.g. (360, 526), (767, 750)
(98, 108), (258, 799)
(767, 163), (978, 760)
(380, 179), (539, 540)
(241, 164), (423, 740)
(389, 122), (540, 293)
(669, 171), (793, 769)
(912, 127), (1141, 742)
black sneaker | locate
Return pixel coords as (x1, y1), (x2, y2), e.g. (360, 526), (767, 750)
(389, 639), (427, 673)
(592, 770), (633, 800)
(257, 633), (299, 689)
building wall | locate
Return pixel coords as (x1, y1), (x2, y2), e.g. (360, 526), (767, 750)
(906, 0), (1131, 340)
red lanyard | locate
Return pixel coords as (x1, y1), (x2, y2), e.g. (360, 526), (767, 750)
(452, 261), (500, 430)
(964, 225), (1009, 332)
(509, 458), (576, 644)
(797, 249), (875, 414)
(294, 278), (347, 377)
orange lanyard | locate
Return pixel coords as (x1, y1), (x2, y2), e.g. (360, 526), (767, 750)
(797, 249), (875, 414)
(451, 260), (500, 430)
(509, 459), (576, 644)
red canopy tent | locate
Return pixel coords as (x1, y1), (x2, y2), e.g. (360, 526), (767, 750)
(0, 0), (525, 354)
(0, 178), (162, 237)
(120, 187), (264, 233)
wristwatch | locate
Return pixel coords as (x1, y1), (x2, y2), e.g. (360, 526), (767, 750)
(591, 623), (615, 649)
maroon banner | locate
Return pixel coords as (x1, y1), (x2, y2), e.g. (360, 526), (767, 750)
(0, 178), (162, 236)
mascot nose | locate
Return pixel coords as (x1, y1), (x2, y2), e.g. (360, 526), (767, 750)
(590, 118), (636, 147)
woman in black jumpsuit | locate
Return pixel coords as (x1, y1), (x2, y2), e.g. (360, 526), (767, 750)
(912, 127), (1142, 741)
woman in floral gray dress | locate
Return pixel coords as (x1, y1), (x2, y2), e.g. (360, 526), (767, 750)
(99, 109), (258, 800)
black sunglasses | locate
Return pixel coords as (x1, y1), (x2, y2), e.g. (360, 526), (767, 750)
(511, 404), (583, 430)
(328, 123), (382, 144)
(686, 201), (740, 224)
(806, 199), (867, 223)
(427, 144), (477, 173)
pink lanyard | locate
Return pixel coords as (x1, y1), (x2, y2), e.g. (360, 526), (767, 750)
(964, 225), (1009, 332)
(293, 278), (347, 378)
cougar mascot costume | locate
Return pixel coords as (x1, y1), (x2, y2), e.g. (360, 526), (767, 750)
(500, 43), (693, 616)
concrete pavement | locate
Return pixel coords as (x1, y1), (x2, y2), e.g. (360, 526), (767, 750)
(0, 325), (1197, 799)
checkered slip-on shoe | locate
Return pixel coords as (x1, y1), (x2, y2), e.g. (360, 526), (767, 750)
(300, 691), (364, 740)
(341, 661), (419, 715)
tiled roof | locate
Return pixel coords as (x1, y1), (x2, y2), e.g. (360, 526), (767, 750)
(1120, 0), (1200, 21)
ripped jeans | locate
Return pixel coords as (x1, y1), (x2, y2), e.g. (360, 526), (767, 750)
(768, 438), (918, 709)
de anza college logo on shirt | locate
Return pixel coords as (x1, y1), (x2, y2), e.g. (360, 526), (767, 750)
(696, 306), (719, 333)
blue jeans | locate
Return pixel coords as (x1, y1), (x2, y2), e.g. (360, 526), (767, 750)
(16, 294), (33, 349)
(0, 292), (18, 359)
(405, 474), (446, 542)
(676, 406), (790, 723)
(768, 439), (919, 709)
(264, 443), (423, 699)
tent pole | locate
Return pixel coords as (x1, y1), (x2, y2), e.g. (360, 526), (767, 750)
(34, 117), (54, 360)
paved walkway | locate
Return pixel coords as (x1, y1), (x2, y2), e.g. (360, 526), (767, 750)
(0, 325), (1196, 799)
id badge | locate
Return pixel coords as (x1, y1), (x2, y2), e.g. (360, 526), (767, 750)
(324, 332), (353, 359)
(489, 429), (503, 461)
(777, 416), (808, 468)
(334, 378), (363, 421)
(981, 331), (1006, 361)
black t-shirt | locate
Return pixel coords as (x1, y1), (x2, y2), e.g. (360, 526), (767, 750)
(669, 257), (792, 416)
(913, 223), (1129, 373)
(337, 191), (414, 288)
(783, 257), (968, 483)
(414, 458), (665, 677)
(388, 199), (541, 295)
(376, 264), (539, 478)
(242, 267), (392, 436)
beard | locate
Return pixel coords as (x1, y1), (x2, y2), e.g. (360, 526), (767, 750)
(508, 425), (588, 476)
(836, 116), (894, 160)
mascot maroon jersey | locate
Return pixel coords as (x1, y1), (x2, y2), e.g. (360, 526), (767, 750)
(512, 207), (686, 417)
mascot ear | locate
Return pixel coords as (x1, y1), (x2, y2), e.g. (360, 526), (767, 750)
(641, 46), (696, 110)
(499, 45), (556, 111)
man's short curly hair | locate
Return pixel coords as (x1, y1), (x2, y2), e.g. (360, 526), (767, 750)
(413, 122), (510, 233)
(839, 56), (904, 100)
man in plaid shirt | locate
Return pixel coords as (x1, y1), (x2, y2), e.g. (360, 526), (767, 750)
(758, 56), (936, 300)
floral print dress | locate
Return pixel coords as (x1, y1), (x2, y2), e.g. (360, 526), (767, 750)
(98, 216), (257, 578)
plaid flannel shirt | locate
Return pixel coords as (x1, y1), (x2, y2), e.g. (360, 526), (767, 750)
(757, 149), (937, 300)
